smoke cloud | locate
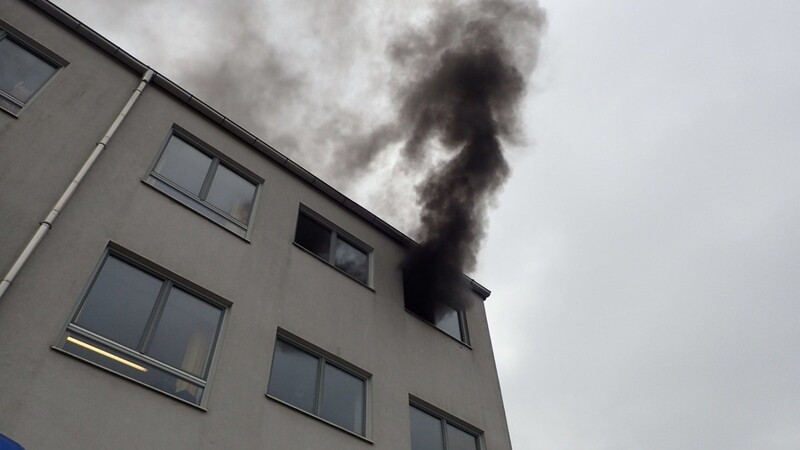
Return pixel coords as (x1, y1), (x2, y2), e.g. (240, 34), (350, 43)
(175, 4), (306, 154)
(375, 0), (547, 321)
(62, 0), (545, 322)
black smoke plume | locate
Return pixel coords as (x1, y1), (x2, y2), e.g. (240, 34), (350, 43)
(379, 0), (546, 321)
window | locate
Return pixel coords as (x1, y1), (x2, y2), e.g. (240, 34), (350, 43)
(0, 27), (61, 115)
(432, 303), (467, 342)
(57, 250), (226, 406)
(403, 277), (469, 344)
(294, 208), (371, 285)
(145, 127), (260, 238)
(267, 336), (368, 437)
(410, 404), (480, 450)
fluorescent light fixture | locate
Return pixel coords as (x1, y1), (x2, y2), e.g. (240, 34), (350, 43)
(66, 336), (148, 372)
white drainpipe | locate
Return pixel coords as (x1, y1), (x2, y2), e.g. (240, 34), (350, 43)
(0, 69), (155, 300)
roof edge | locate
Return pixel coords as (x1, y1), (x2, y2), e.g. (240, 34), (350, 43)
(470, 280), (492, 300)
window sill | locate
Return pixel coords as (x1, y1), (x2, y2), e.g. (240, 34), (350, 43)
(292, 242), (375, 292)
(404, 309), (473, 349)
(265, 394), (373, 444)
(141, 179), (252, 243)
(0, 103), (22, 118)
(51, 346), (209, 412)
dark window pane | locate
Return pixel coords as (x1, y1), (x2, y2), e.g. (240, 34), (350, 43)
(0, 38), (56, 103)
(74, 256), (162, 349)
(64, 333), (204, 405)
(154, 136), (212, 196)
(319, 363), (365, 435)
(410, 406), (444, 450)
(446, 423), (478, 450)
(435, 304), (463, 342)
(334, 238), (369, 283)
(146, 288), (222, 378)
(206, 164), (256, 223)
(295, 214), (331, 260)
(267, 340), (319, 413)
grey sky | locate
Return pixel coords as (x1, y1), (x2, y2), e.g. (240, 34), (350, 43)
(54, 0), (800, 448)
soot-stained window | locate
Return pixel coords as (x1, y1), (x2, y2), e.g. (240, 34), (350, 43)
(403, 275), (469, 344)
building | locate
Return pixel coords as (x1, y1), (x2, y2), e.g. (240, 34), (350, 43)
(0, 1), (513, 448)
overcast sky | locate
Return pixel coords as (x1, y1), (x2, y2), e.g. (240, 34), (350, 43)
(54, 0), (800, 448)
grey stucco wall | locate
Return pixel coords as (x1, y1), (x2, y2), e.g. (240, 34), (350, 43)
(0, 2), (513, 449)
(0, 1), (139, 276)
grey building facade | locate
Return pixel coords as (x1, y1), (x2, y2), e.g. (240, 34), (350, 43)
(0, 1), (513, 449)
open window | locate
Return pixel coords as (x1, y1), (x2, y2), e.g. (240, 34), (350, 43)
(293, 207), (372, 286)
(403, 275), (469, 344)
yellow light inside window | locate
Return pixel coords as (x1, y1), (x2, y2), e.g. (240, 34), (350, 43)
(66, 336), (147, 372)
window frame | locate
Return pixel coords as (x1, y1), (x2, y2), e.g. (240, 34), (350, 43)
(293, 205), (374, 288)
(266, 328), (372, 441)
(0, 19), (67, 117)
(404, 301), (471, 346)
(402, 272), (471, 345)
(53, 244), (230, 409)
(143, 125), (263, 240)
(409, 396), (484, 450)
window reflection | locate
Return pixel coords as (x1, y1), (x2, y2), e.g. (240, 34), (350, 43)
(63, 254), (225, 406)
(147, 131), (260, 237)
(147, 288), (222, 379)
(267, 338), (368, 436)
(446, 424), (478, 450)
(334, 238), (368, 284)
(267, 340), (319, 413)
(154, 136), (212, 196)
(409, 405), (479, 450)
(294, 211), (371, 285)
(206, 164), (256, 223)
(320, 363), (365, 435)
(434, 304), (463, 342)
(410, 406), (444, 450)
(74, 256), (162, 349)
(0, 35), (58, 113)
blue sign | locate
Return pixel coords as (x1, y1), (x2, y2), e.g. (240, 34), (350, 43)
(0, 434), (23, 450)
